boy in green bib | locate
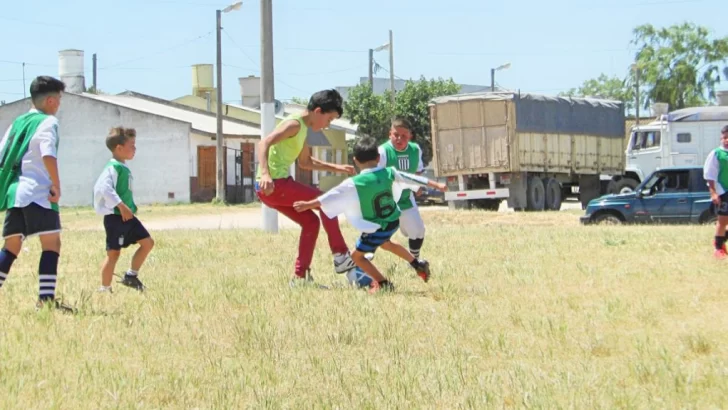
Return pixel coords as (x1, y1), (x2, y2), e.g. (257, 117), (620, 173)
(377, 117), (427, 259)
(293, 137), (447, 293)
(704, 125), (728, 259)
(0, 75), (75, 313)
(93, 127), (154, 292)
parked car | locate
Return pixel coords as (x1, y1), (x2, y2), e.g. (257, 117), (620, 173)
(580, 166), (716, 225)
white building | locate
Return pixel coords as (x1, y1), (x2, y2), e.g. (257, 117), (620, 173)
(0, 50), (260, 207)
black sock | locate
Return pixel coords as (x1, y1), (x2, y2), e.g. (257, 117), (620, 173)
(409, 238), (424, 259)
(409, 259), (421, 269)
(716, 236), (726, 251)
(38, 251), (59, 301)
(0, 248), (17, 290)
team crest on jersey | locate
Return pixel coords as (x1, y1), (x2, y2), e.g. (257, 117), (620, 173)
(398, 156), (410, 170)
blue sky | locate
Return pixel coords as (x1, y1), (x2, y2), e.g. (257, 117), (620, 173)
(1, 0), (726, 106)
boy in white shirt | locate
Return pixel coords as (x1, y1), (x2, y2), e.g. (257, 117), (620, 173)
(293, 137), (447, 293)
(0, 76), (75, 313)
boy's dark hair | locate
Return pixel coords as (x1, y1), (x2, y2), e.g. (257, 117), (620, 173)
(308, 89), (343, 117)
(29, 76), (65, 105)
(106, 127), (136, 152)
(722, 125), (728, 134)
(391, 117), (413, 132)
(353, 137), (379, 163)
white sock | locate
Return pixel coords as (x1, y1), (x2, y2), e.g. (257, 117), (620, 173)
(126, 269), (138, 277)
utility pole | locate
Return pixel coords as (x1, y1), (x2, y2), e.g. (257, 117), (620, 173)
(490, 68), (495, 92)
(92, 53), (97, 93)
(215, 8), (225, 203)
(388, 30), (395, 108)
(634, 64), (640, 127)
(261, 0), (278, 233)
(368, 48), (374, 89)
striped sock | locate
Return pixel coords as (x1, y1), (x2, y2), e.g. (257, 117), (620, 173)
(38, 251), (59, 301)
(0, 248), (17, 290)
(409, 238), (424, 259)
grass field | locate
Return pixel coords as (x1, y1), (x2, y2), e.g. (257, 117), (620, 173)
(1, 204), (728, 409)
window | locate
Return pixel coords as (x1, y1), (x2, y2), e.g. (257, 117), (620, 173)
(631, 131), (662, 151)
(677, 133), (692, 143)
(660, 171), (689, 192)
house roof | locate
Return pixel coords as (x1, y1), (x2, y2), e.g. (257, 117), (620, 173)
(83, 92), (261, 137)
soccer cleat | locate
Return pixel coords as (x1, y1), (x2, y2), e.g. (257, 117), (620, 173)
(333, 252), (357, 274)
(414, 259), (431, 283)
(715, 249), (728, 260)
(97, 286), (113, 293)
(119, 274), (145, 292)
(368, 280), (395, 294)
(36, 298), (77, 314)
(714, 240), (727, 253)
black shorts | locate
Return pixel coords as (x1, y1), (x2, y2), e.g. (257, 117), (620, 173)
(104, 214), (151, 251)
(355, 220), (400, 253)
(717, 193), (728, 216)
(2, 203), (61, 239)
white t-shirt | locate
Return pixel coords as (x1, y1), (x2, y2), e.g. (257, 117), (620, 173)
(0, 109), (59, 209)
(317, 167), (429, 233)
(703, 147), (728, 195)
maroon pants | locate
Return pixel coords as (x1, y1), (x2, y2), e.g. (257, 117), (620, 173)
(255, 177), (349, 276)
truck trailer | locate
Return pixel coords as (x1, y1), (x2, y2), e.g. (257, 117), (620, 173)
(428, 91), (626, 211)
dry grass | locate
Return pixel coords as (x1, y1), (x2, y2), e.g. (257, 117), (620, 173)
(1, 204), (728, 409)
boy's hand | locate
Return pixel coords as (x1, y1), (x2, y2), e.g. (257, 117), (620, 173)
(712, 192), (721, 205)
(48, 185), (61, 203)
(259, 174), (274, 196)
(339, 164), (356, 176)
(434, 182), (447, 192)
(118, 203), (134, 222)
(293, 201), (311, 212)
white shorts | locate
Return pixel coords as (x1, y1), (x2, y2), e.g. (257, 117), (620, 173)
(399, 206), (425, 240)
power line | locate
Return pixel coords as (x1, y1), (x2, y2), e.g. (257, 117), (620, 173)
(99, 31), (213, 69)
(222, 28), (258, 67)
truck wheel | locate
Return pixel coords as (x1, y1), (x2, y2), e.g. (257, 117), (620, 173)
(543, 178), (562, 211)
(526, 175), (545, 211)
(615, 178), (638, 194)
(593, 213), (622, 224)
(606, 180), (618, 194)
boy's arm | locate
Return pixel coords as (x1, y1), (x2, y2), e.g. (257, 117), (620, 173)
(294, 179), (357, 218)
(298, 143), (355, 175)
(416, 145), (425, 175)
(257, 119), (300, 178)
(393, 169), (447, 192)
(704, 150), (720, 204)
(37, 118), (61, 201)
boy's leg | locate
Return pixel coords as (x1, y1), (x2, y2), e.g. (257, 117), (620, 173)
(380, 239), (431, 282)
(715, 194), (728, 258)
(0, 208), (25, 291)
(272, 205), (321, 279)
(257, 177), (354, 274)
(100, 250), (120, 289)
(120, 218), (153, 291)
(349, 222), (402, 290)
(399, 206), (426, 258)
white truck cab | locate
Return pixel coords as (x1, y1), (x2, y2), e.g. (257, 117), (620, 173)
(617, 105), (728, 194)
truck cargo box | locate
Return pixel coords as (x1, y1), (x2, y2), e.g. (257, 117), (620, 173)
(429, 92), (626, 177)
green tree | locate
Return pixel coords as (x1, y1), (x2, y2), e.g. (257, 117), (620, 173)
(560, 74), (635, 112)
(631, 22), (728, 109)
(290, 96), (308, 105)
(343, 76), (460, 166)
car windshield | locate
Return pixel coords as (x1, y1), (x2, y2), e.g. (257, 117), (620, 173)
(640, 171), (690, 193)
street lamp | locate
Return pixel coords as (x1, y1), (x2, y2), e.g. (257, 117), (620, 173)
(490, 62), (511, 92)
(215, 1), (243, 203)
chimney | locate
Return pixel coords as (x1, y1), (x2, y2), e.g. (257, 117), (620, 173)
(717, 90), (728, 107)
(58, 49), (85, 94)
(239, 75), (261, 108)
